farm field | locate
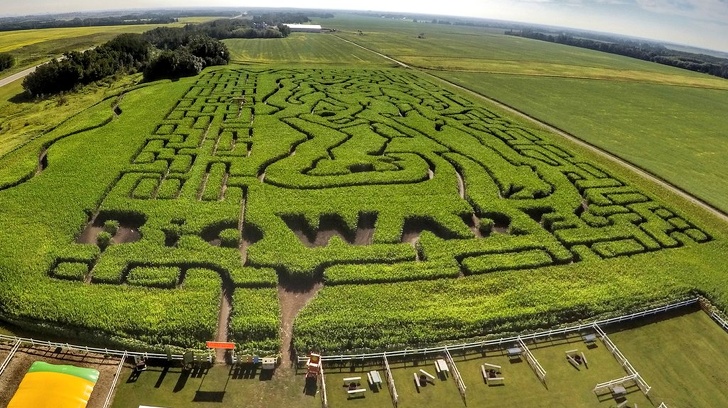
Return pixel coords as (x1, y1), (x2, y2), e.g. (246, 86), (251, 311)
(437, 72), (728, 214)
(0, 12), (727, 408)
(323, 15), (728, 212)
(0, 22), (191, 78)
(224, 33), (394, 66)
(0, 64), (726, 356)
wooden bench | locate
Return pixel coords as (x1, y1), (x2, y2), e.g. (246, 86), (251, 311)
(347, 388), (366, 395)
(488, 377), (505, 386)
(419, 369), (435, 380)
(343, 376), (361, 383)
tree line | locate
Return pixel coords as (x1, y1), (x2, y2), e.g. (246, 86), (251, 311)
(508, 30), (728, 80)
(22, 30), (229, 96)
(0, 15), (176, 31)
(20, 12), (310, 97)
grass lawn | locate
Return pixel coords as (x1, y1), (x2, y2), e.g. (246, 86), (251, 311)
(111, 364), (320, 408)
(608, 308), (728, 407)
(306, 334), (658, 408)
(224, 33), (394, 67)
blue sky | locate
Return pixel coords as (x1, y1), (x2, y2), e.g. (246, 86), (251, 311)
(3, 0), (728, 52)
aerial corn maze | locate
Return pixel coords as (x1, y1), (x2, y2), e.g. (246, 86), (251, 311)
(0, 68), (718, 354)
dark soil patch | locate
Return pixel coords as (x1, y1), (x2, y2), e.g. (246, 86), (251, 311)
(283, 213), (377, 247)
(0, 346), (121, 408)
(112, 226), (141, 244)
(200, 221), (237, 247)
(213, 283), (234, 364)
(462, 214), (484, 238)
(37, 149), (48, 175)
(277, 279), (323, 373)
(400, 216), (454, 243)
(76, 214), (143, 245)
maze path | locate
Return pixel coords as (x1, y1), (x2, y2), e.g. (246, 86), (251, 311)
(50, 68), (710, 288)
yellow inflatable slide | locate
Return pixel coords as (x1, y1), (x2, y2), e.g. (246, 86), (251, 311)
(8, 361), (100, 408)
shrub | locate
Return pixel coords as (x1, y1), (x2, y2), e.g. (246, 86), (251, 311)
(97, 231), (113, 250)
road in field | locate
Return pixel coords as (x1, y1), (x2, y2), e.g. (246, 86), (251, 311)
(0, 65), (37, 88)
(332, 35), (728, 225)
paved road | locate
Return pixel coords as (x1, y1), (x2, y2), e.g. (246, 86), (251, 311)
(0, 65), (38, 88)
(333, 35), (728, 225)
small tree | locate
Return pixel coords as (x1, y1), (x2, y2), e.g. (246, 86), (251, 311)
(97, 231), (113, 250)
(0, 53), (14, 71)
(103, 220), (120, 235)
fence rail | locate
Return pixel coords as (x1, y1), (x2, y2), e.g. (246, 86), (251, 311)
(593, 323), (651, 394)
(518, 336), (546, 385)
(298, 297), (699, 364)
(0, 339), (21, 377)
(0, 333), (184, 362)
(383, 353), (398, 407)
(320, 363), (328, 408)
(593, 374), (638, 393)
(444, 347), (466, 401)
(102, 351), (127, 408)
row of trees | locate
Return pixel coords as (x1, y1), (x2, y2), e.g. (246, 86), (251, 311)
(0, 52), (13, 72)
(22, 31), (230, 96)
(0, 15), (176, 31)
(509, 30), (728, 80)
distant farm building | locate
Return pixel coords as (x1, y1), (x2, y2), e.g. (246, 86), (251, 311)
(285, 24), (323, 33)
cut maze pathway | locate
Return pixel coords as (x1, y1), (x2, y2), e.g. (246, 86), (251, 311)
(332, 35), (728, 226)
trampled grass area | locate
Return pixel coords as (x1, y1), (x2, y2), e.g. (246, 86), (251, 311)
(110, 364), (320, 408)
(608, 309), (728, 407)
(224, 33), (394, 66)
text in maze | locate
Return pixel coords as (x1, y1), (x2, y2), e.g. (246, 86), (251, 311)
(89, 68), (711, 282)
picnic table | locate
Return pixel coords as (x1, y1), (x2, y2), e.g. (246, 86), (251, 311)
(583, 334), (597, 344)
(507, 347), (522, 357)
(611, 385), (627, 396)
(368, 370), (382, 386)
(435, 359), (449, 374)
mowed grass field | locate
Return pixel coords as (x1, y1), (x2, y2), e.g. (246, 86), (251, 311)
(323, 14), (728, 213)
(300, 306), (728, 408)
(224, 33), (394, 66)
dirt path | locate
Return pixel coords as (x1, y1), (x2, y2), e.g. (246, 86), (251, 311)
(331, 35), (728, 225)
(277, 281), (323, 373)
(213, 288), (233, 364)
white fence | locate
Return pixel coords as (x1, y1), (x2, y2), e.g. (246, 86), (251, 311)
(593, 323), (651, 394)
(298, 297), (699, 364)
(593, 373), (638, 394)
(383, 353), (399, 407)
(102, 351), (127, 408)
(0, 333), (184, 362)
(319, 363), (329, 408)
(518, 336), (546, 385)
(444, 347), (466, 401)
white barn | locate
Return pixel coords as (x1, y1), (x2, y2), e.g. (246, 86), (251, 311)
(284, 24), (323, 33)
